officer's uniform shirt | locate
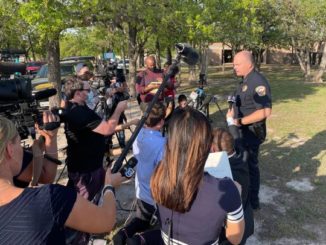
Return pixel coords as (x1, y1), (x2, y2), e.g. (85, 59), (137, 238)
(234, 69), (272, 121)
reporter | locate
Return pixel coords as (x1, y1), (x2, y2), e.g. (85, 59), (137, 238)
(13, 111), (59, 187)
(0, 116), (125, 244)
(150, 108), (245, 245)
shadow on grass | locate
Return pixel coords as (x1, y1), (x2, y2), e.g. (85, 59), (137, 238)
(254, 130), (326, 241)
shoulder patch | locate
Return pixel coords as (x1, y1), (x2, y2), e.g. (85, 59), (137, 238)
(255, 86), (266, 96)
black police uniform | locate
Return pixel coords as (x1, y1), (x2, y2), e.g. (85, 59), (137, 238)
(233, 69), (272, 209)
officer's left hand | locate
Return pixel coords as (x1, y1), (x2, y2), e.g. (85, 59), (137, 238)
(226, 108), (234, 118)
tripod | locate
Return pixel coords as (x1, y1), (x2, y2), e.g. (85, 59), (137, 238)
(198, 94), (228, 127)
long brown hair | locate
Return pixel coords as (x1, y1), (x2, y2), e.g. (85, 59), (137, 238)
(150, 108), (212, 213)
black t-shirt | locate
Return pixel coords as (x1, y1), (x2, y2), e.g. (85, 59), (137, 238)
(64, 102), (105, 173)
(0, 184), (77, 245)
(234, 69), (272, 119)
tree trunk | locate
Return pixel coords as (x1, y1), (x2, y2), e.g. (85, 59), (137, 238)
(188, 65), (197, 83)
(292, 38), (307, 77)
(128, 25), (138, 97)
(138, 47), (144, 68)
(166, 46), (172, 65)
(47, 35), (61, 108)
(305, 49), (311, 81)
(155, 38), (161, 69)
(295, 49), (307, 75)
(313, 42), (326, 83)
(222, 43), (225, 74)
(28, 34), (36, 61)
(200, 46), (208, 80)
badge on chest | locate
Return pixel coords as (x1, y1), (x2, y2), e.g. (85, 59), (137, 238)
(242, 84), (248, 92)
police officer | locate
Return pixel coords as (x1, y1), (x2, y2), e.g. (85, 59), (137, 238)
(227, 51), (272, 210)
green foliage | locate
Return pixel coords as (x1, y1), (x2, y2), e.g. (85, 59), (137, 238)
(60, 27), (108, 57)
(0, 1), (27, 50)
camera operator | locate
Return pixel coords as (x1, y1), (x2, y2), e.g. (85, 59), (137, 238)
(0, 115), (126, 244)
(106, 69), (129, 148)
(13, 111), (59, 187)
(136, 55), (173, 113)
(63, 76), (128, 202)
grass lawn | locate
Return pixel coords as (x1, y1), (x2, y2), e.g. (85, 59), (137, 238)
(178, 64), (326, 243)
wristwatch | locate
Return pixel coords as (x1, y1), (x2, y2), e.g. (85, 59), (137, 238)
(101, 185), (115, 197)
(238, 118), (244, 126)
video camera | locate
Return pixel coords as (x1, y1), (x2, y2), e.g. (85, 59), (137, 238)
(0, 62), (60, 139)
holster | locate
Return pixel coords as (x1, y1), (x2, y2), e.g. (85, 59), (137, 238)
(249, 121), (266, 143)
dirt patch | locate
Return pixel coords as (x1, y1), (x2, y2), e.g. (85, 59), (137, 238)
(286, 178), (315, 192)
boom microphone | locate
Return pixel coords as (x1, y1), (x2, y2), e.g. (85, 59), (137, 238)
(33, 88), (57, 100)
(175, 43), (199, 65)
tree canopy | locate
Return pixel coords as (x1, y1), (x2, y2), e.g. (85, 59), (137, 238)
(1, 0), (326, 95)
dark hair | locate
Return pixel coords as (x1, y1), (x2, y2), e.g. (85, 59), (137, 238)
(78, 71), (94, 81)
(64, 76), (84, 99)
(150, 108), (212, 213)
(145, 102), (166, 127)
(178, 94), (187, 103)
(212, 128), (234, 155)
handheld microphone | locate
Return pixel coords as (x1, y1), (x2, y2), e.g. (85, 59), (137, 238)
(119, 157), (138, 178)
(227, 95), (236, 110)
(175, 43), (199, 65)
(33, 88), (57, 100)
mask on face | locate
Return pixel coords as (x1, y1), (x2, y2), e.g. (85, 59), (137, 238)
(148, 67), (156, 72)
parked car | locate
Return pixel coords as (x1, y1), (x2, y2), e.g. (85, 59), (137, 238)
(117, 59), (129, 71)
(32, 60), (93, 91)
(26, 61), (44, 75)
(61, 56), (96, 64)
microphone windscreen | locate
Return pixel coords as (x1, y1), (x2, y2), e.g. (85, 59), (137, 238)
(175, 43), (199, 65)
(227, 95), (236, 103)
(34, 88), (57, 100)
(126, 157), (138, 168)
